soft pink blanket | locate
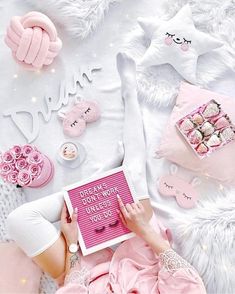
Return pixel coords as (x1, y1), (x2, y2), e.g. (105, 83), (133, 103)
(56, 215), (206, 294)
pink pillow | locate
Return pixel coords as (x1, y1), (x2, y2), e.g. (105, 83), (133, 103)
(0, 242), (42, 293)
(157, 82), (235, 184)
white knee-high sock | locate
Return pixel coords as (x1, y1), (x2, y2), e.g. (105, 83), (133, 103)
(7, 192), (64, 257)
(116, 53), (149, 199)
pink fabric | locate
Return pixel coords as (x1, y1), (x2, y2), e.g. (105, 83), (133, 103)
(157, 82), (235, 184)
(0, 242), (42, 293)
(56, 215), (206, 294)
(5, 11), (62, 70)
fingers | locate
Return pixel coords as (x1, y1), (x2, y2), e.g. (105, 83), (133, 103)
(116, 209), (127, 225)
(71, 207), (78, 222)
(126, 203), (133, 213)
(117, 194), (129, 218)
(61, 202), (68, 221)
(61, 202), (78, 223)
(136, 201), (144, 211)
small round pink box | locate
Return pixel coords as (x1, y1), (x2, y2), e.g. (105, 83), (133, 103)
(28, 155), (54, 188)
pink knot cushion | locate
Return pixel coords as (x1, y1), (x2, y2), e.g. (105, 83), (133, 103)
(4, 11), (62, 70)
(157, 82), (235, 185)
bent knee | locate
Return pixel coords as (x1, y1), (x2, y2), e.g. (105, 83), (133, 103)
(7, 203), (37, 239)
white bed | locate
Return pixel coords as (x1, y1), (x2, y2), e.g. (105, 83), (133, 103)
(0, 0), (234, 293)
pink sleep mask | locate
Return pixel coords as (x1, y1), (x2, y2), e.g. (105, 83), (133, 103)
(158, 165), (201, 209)
(58, 100), (100, 137)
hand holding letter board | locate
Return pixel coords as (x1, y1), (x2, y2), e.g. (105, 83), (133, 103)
(63, 167), (137, 255)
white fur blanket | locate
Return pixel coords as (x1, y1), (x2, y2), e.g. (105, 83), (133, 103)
(151, 187), (235, 294)
(24, 0), (121, 39)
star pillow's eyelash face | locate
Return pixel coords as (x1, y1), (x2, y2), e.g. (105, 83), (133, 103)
(164, 32), (192, 51)
(165, 32), (174, 46)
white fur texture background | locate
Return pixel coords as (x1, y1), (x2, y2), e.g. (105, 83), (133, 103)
(24, 0), (121, 39)
(151, 186), (235, 294)
(123, 0), (235, 107)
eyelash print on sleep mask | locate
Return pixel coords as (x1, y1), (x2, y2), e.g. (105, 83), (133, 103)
(58, 96), (101, 137)
(158, 164), (201, 209)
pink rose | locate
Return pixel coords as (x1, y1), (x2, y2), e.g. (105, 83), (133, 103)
(17, 170), (32, 187)
(29, 164), (42, 177)
(10, 145), (22, 159)
(10, 163), (17, 171)
(0, 163), (12, 175)
(3, 151), (15, 164)
(27, 151), (43, 164)
(22, 144), (35, 157)
(15, 158), (28, 170)
(7, 171), (19, 184)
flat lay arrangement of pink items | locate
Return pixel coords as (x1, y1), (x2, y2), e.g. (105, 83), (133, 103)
(63, 167), (137, 255)
(176, 99), (235, 158)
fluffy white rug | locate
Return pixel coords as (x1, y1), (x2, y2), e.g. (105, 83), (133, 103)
(123, 0), (235, 107)
(152, 188), (235, 294)
(23, 0), (121, 39)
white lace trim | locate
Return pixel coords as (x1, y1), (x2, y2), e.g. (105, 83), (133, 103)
(65, 267), (90, 286)
(159, 249), (194, 273)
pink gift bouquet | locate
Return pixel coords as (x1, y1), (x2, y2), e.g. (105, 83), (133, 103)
(0, 145), (54, 188)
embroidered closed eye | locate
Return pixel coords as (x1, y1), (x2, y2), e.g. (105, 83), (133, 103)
(183, 193), (192, 200)
(183, 38), (191, 44)
(166, 32), (175, 38)
(70, 120), (78, 127)
(84, 107), (91, 114)
(164, 182), (173, 189)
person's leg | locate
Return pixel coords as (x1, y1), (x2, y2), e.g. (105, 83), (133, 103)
(7, 54), (152, 282)
(116, 53), (153, 219)
(7, 191), (66, 279)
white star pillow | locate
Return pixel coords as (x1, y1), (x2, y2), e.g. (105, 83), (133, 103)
(138, 5), (223, 83)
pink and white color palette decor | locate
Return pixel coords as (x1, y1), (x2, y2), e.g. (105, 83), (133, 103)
(4, 11), (62, 70)
(63, 167), (137, 255)
(176, 99), (235, 158)
(0, 145), (54, 188)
